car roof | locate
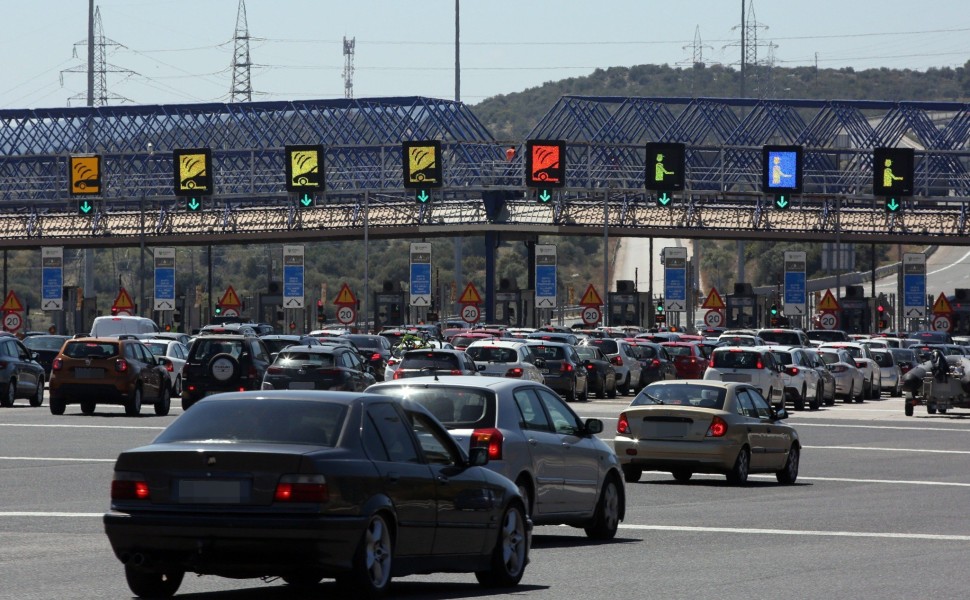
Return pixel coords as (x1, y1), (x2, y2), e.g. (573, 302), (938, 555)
(466, 339), (525, 348)
(370, 374), (533, 391)
(278, 344), (342, 353)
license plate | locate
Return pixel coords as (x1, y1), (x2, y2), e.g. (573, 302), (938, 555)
(721, 373), (751, 382)
(642, 421), (689, 438)
(177, 479), (246, 504)
(74, 368), (104, 379)
(540, 369), (550, 374)
(289, 381), (316, 390)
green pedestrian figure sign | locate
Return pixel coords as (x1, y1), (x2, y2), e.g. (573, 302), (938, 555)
(644, 142), (685, 192)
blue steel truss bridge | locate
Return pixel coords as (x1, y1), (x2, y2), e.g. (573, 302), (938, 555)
(2, 95), (970, 249)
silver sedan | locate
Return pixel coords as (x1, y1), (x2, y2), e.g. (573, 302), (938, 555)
(817, 347), (865, 402)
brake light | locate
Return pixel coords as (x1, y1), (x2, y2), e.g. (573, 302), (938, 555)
(370, 353), (382, 361)
(387, 358), (399, 367)
(505, 367), (524, 378)
(610, 356), (623, 366)
(617, 412), (630, 434)
(393, 370), (405, 380)
(855, 361), (864, 368)
(274, 474), (329, 503)
(787, 366), (799, 375)
(561, 362), (574, 373)
(706, 416), (728, 437)
(586, 364), (596, 371)
(115, 359), (129, 373)
(471, 428), (503, 460)
(164, 361), (174, 373)
(651, 359), (660, 368)
(111, 472), (150, 500)
(246, 365), (258, 379)
(52, 357), (63, 372)
(755, 361), (764, 369)
(450, 369), (462, 375)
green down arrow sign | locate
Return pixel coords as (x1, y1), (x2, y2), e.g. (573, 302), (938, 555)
(78, 200), (93, 214)
(656, 192), (672, 207)
(537, 189), (551, 203)
(774, 194), (790, 209)
(186, 198), (201, 212)
(416, 190), (430, 203)
(300, 194), (313, 207)
(885, 197), (901, 213)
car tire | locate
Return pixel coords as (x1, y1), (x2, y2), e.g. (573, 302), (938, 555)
(181, 396), (194, 411)
(80, 400), (96, 415)
(776, 444), (800, 484)
(208, 354), (240, 383)
(475, 502), (528, 588)
(578, 378), (589, 402)
(793, 388), (805, 411)
(1, 379), (15, 408)
(124, 566), (184, 599)
(49, 396), (65, 415)
(928, 403), (938, 414)
(854, 380), (865, 403)
(671, 469), (693, 483)
(337, 512), (393, 598)
(622, 464), (642, 483)
(607, 379), (617, 399)
(905, 401), (914, 417)
(893, 383), (902, 398)
(173, 375), (182, 397)
(125, 386), (143, 417)
(29, 376), (44, 407)
(863, 379), (872, 400)
(584, 476), (621, 540)
(939, 407), (948, 414)
(767, 387), (776, 408)
(809, 384), (821, 411)
(726, 447), (750, 486)
(565, 381), (577, 403)
(596, 375), (606, 399)
(621, 374), (631, 396)
(282, 573), (324, 588)
(154, 384), (171, 417)
(824, 383), (836, 406)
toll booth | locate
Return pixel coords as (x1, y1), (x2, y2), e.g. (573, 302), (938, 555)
(373, 281), (406, 330)
(951, 289), (970, 335)
(839, 285), (871, 334)
(608, 280), (642, 327)
(726, 283), (759, 329)
(493, 279), (521, 326)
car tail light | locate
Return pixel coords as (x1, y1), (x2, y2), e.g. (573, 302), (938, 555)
(164, 361), (174, 373)
(246, 365), (259, 379)
(393, 370), (405, 380)
(651, 359), (660, 368)
(505, 367), (524, 378)
(830, 365), (848, 373)
(387, 358), (399, 367)
(706, 416), (728, 438)
(786, 366), (799, 376)
(115, 359), (129, 373)
(370, 353), (382, 362)
(274, 474), (328, 503)
(755, 360), (764, 369)
(471, 428), (503, 460)
(111, 472), (150, 500)
(616, 412), (631, 434)
(267, 366), (283, 374)
(52, 357), (63, 372)
(610, 356), (623, 366)
(560, 362), (574, 373)
(855, 361), (864, 368)
(450, 369), (462, 375)
(585, 364), (596, 371)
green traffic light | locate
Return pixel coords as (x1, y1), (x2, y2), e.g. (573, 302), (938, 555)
(770, 305), (779, 315)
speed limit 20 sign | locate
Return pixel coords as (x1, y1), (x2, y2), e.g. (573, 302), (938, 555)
(461, 304), (480, 324)
(581, 306), (601, 326)
(336, 305), (356, 325)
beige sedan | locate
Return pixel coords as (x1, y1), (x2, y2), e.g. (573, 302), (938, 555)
(614, 380), (800, 486)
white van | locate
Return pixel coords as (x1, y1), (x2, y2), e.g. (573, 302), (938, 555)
(89, 315), (160, 338)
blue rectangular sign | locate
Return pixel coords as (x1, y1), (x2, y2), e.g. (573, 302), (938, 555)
(536, 265), (557, 298)
(154, 268), (175, 302)
(784, 272), (806, 305)
(42, 267), (62, 302)
(664, 268), (686, 302)
(410, 263), (431, 296)
(283, 265), (304, 299)
(904, 274), (926, 309)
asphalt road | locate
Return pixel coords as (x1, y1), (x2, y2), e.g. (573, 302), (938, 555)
(4, 391), (970, 600)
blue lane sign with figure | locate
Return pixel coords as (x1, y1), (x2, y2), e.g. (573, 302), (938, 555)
(410, 243), (432, 306)
(535, 245), (557, 308)
(663, 247), (688, 312)
(41, 247), (63, 311)
(153, 248), (176, 311)
(783, 251), (807, 316)
(903, 252), (926, 318)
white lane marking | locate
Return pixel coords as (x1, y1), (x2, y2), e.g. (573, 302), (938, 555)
(805, 445), (970, 454)
(795, 423), (970, 432)
(640, 472), (970, 487)
(0, 423), (165, 430)
(0, 456), (115, 462)
(0, 512), (103, 518)
(619, 524), (970, 542)
(927, 249), (970, 276)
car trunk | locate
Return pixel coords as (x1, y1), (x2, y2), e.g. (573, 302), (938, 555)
(626, 408), (716, 441)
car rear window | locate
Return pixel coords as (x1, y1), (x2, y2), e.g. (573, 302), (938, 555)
(890, 349), (916, 363)
(401, 352), (460, 370)
(373, 386), (494, 429)
(262, 339), (301, 355)
(451, 335), (491, 347)
(143, 342), (169, 356)
(818, 351), (841, 365)
(277, 351), (336, 367)
(530, 345), (565, 360)
(871, 352), (894, 367)
(190, 339), (244, 360)
(711, 350), (763, 369)
(466, 346), (517, 363)
(759, 331), (803, 345)
(771, 351), (794, 365)
(63, 341), (119, 359)
(589, 339), (619, 354)
(155, 399), (345, 446)
(633, 383), (726, 409)
(664, 345), (692, 357)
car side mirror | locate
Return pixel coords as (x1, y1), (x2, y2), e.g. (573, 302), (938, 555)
(477, 364), (486, 371)
(468, 446), (489, 467)
(584, 418), (604, 435)
(772, 407), (789, 421)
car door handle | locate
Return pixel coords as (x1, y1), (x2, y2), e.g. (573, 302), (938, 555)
(385, 473), (400, 484)
(528, 439), (538, 446)
(436, 475), (449, 484)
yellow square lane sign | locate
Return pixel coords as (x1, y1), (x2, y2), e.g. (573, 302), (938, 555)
(402, 140), (442, 189)
(173, 148), (213, 196)
(70, 155), (101, 196)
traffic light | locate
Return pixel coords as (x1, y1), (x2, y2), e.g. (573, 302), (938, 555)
(769, 303), (780, 326)
(654, 303), (665, 324)
(770, 304), (779, 316)
(214, 304), (223, 316)
(111, 306), (119, 316)
(316, 299), (325, 323)
(876, 300), (887, 329)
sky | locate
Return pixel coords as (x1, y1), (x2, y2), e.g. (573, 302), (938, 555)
(2, 0), (968, 110)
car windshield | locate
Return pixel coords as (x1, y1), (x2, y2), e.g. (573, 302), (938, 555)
(401, 352), (460, 370)
(63, 341), (118, 359)
(277, 351), (335, 367)
(633, 383), (726, 409)
(466, 346), (517, 363)
(711, 350), (762, 369)
(24, 336), (67, 351)
(154, 399), (345, 446)
(372, 386), (494, 429)
(760, 331), (802, 345)
(818, 352), (841, 365)
(143, 342), (169, 357)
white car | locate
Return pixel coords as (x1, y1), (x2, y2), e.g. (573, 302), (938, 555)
(870, 348), (902, 396)
(465, 339), (545, 382)
(768, 346), (823, 410)
(142, 338), (189, 396)
(819, 342), (882, 399)
(704, 346), (785, 407)
(716, 334), (766, 347)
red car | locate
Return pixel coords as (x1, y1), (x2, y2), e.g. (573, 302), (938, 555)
(660, 342), (709, 379)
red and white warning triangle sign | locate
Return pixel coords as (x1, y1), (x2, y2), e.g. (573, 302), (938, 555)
(701, 287), (725, 310)
(218, 286), (242, 309)
(458, 282), (482, 304)
(333, 283), (357, 306)
(1, 290), (24, 312)
(579, 285), (603, 306)
(112, 288), (135, 312)
(817, 290), (840, 311)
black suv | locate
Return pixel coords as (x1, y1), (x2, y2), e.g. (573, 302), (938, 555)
(181, 334), (271, 409)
